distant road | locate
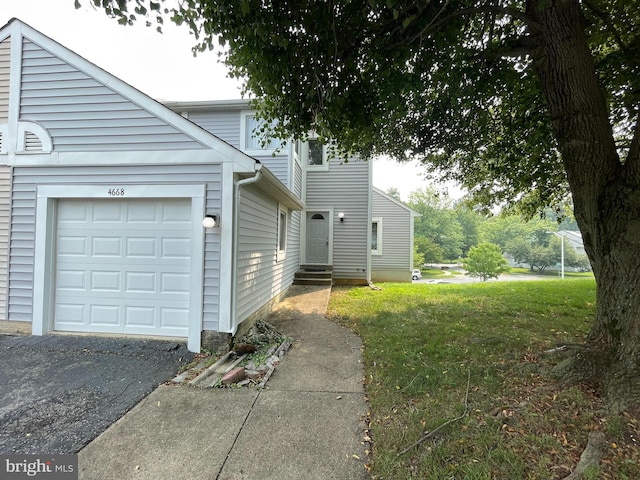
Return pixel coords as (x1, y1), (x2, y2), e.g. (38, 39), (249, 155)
(414, 268), (566, 284)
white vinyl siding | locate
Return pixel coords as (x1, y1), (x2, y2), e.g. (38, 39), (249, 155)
(8, 165), (223, 331)
(19, 39), (206, 152)
(0, 37), (9, 123)
(181, 109), (291, 186)
(235, 185), (298, 324)
(305, 159), (370, 281)
(187, 109), (240, 147)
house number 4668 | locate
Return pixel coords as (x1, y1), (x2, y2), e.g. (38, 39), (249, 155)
(108, 188), (125, 197)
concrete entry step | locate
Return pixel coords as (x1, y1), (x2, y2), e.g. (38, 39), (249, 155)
(294, 265), (333, 286)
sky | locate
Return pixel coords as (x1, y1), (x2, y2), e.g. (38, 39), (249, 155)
(2, 0), (460, 202)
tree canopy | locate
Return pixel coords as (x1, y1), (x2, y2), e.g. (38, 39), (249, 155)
(83, 0), (639, 215)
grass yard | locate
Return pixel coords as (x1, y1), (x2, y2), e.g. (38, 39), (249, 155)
(327, 280), (639, 479)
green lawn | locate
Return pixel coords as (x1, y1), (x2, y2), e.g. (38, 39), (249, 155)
(327, 280), (639, 479)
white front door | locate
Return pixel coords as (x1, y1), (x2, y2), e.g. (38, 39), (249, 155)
(306, 211), (329, 264)
(53, 198), (191, 337)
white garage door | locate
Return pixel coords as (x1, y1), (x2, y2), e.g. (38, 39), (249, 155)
(53, 198), (192, 338)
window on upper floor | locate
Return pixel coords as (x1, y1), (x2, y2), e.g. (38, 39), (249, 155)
(241, 111), (283, 153)
(305, 137), (329, 171)
(371, 218), (382, 255)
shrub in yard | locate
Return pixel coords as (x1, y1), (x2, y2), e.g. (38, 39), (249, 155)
(463, 242), (510, 281)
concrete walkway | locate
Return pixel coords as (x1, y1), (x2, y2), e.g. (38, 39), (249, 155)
(78, 285), (370, 480)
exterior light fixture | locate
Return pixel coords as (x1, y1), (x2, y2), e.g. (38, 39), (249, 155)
(338, 212), (345, 222)
(202, 215), (218, 229)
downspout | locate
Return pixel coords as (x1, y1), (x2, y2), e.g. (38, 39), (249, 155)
(229, 164), (263, 335)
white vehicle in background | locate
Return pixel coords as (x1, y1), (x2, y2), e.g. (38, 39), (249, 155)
(412, 269), (422, 281)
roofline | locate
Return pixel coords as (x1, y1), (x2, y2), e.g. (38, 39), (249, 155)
(372, 186), (421, 216)
(163, 99), (252, 111)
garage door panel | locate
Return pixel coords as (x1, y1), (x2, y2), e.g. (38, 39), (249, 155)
(161, 273), (190, 294)
(162, 238), (190, 258)
(89, 305), (121, 326)
(92, 237), (122, 256)
(126, 237), (157, 257)
(92, 203), (124, 222)
(55, 304), (85, 325)
(58, 237), (88, 256)
(54, 198), (191, 338)
(126, 272), (155, 293)
(57, 270), (86, 290)
(161, 308), (189, 328)
(90, 271), (120, 291)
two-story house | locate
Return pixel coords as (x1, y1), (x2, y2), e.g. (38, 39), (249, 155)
(0, 19), (416, 353)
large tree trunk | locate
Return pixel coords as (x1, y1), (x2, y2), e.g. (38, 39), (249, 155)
(527, 0), (640, 411)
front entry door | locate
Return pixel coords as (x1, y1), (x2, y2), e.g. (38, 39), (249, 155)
(306, 212), (329, 264)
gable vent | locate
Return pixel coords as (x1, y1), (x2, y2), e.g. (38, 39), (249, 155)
(24, 131), (43, 152)
(17, 122), (52, 153)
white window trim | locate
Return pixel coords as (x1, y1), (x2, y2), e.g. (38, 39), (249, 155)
(240, 110), (283, 155)
(372, 217), (383, 256)
(277, 203), (289, 262)
(304, 136), (329, 171)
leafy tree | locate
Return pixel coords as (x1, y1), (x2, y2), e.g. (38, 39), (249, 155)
(508, 231), (585, 273)
(480, 215), (555, 252)
(92, 0), (640, 408)
(409, 188), (463, 261)
(386, 187), (401, 201)
(413, 245), (425, 271)
(414, 236), (444, 265)
(455, 206), (481, 257)
(463, 243), (511, 281)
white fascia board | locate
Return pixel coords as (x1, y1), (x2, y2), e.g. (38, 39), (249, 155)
(12, 20), (256, 165)
(163, 99), (251, 111)
(8, 150), (240, 167)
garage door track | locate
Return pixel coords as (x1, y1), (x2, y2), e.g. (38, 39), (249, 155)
(0, 334), (193, 454)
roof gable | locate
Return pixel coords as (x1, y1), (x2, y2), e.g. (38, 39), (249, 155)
(0, 18), (255, 168)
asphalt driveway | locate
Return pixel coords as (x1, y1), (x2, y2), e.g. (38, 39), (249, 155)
(0, 334), (193, 454)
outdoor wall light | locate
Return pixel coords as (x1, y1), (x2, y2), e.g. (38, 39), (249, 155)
(338, 212), (345, 223)
(202, 215), (219, 229)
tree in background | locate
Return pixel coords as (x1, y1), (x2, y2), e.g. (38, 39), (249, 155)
(463, 243), (511, 281)
(385, 187), (401, 201)
(409, 188), (463, 262)
(92, 0), (640, 409)
(455, 206), (481, 258)
(414, 236), (444, 264)
(479, 215), (556, 252)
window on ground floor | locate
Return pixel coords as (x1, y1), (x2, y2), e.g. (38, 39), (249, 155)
(277, 204), (288, 262)
(372, 217), (382, 255)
